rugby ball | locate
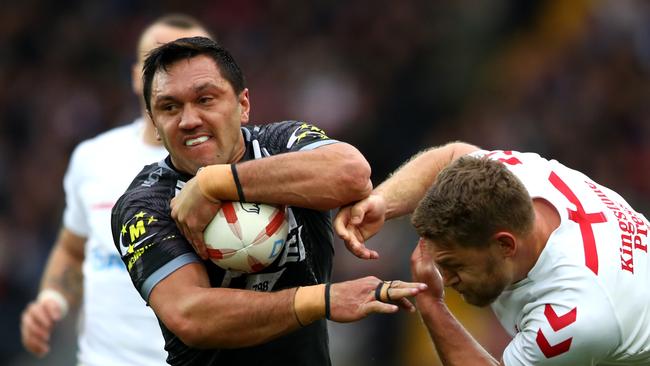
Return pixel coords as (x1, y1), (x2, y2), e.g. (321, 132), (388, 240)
(203, 202), (288, 273)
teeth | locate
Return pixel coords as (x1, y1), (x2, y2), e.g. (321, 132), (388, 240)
(185, 136), (209, 146)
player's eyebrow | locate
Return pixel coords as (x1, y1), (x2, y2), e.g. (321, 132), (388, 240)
(435, 256), (461, 268)
(153, 95), (179, 107)
(192, 81), (222, 93)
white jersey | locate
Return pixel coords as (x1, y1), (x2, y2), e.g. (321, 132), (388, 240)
(475, 150), (650, 365)
(63, 118), (167, 366)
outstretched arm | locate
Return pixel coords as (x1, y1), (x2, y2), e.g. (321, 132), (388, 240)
(21, 228), (85, 356)
(334, 142), (479, 259)
(375, 141), (479, 219)
(411, 240), (501, 366)
(149, 262), (426, 348)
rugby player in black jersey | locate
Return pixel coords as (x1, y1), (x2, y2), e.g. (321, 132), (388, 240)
(111, 36), (426, 365)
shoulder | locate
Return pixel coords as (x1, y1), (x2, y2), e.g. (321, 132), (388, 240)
(79, 120), (140, 151)
(70, 120), (141, 163)
(502, 289), (619, 365)
(244, 120), (302, 142)
(251, 121), (337, 154)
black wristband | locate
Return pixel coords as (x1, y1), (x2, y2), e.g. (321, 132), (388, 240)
(230, 163), (246, 202)
(324, 283), (332, 320)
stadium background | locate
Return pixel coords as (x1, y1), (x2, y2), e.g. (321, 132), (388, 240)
(1, 0), (649, 365)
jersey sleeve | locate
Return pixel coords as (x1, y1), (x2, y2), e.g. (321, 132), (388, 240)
(62, 142), (90, 237)
(502, 298), (619, 365)
(260, 121), (339, 154)
(111, 182), (201, 303)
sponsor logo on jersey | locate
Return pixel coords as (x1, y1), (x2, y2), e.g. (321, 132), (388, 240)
(142, 167), (165, 188)
(585, 180), (649, 274)
(89, 247), (126, 271)
(286, 123), (328, 149)
(118, 210), (159, 261)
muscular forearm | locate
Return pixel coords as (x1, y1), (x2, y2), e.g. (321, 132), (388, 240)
(177, 286), (301, 348)
(151, 263), (317, 348)
(152, 264), (427, 348)
(376, 142), (479, 219)
(418, 297), (500, 366)
(39, 228), (85, 308)
(200, 142), (372, 210)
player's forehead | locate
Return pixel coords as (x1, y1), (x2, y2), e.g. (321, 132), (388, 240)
(430, 240), (482, 266)
(151, 55), (232, 100)
(137, 24), (210, 62)
(432, 246), (462, 267)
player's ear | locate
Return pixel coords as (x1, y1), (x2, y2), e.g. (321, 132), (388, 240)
(492, 231), (516, 258)
(132, 63), (143, 96)
(238, 88), (250, 125)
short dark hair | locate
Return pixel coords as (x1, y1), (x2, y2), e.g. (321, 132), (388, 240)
(411, 156), (535, 248)
(142, 36), (245, 114)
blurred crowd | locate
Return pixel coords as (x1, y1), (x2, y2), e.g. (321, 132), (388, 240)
(2, 0), (649, 365)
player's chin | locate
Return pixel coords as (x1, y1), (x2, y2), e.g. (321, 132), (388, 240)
(461, 291), (499, 308)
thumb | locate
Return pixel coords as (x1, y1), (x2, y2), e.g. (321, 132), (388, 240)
(42, 299), (63, 321)
(350, 201), (368, 225)
(362, 301), (399, 315)
(333, 211), (350, 239)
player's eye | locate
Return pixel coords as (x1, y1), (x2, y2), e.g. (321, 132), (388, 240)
(198, 96), (213, 104)
(162, 104), (177, 112)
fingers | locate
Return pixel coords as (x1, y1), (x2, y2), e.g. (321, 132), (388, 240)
(170, 192), (216, 260)
(335, 207), (377, 260)
(410, 238), (427, 264)
(192, 236), (209, 260)
(329, 277), (428, 322)
(21, 302), (56, 357)
(363, 279), (427, 316)
(410, 238), (433, 279)
(344, 228), (378, 260)
(410, 238), (446, 300)
(335, 198), (383, 260)
(374, 280), (428, 302)
(394, 296), (417, 312)
(361, 301), (399, 315)
(333, 207), (351, 239)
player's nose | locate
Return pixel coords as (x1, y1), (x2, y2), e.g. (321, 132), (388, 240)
(178, 105), (202, 130)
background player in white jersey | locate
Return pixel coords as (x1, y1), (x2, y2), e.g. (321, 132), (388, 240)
(20, 14), (212, 365)
(335, 141), (650, 365)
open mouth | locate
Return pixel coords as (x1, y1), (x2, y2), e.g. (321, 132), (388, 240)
(185, 136), (209, 146)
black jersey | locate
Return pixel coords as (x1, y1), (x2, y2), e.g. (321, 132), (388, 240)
(111, 121), (338, 366)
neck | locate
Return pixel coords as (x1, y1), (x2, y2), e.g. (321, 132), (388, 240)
(514, 198), (561, 281)
(231, 133), (246, 163)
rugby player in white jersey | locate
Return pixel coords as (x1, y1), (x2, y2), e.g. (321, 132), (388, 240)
(336, 142), (650, 365)
(20, 14), (212, 365)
